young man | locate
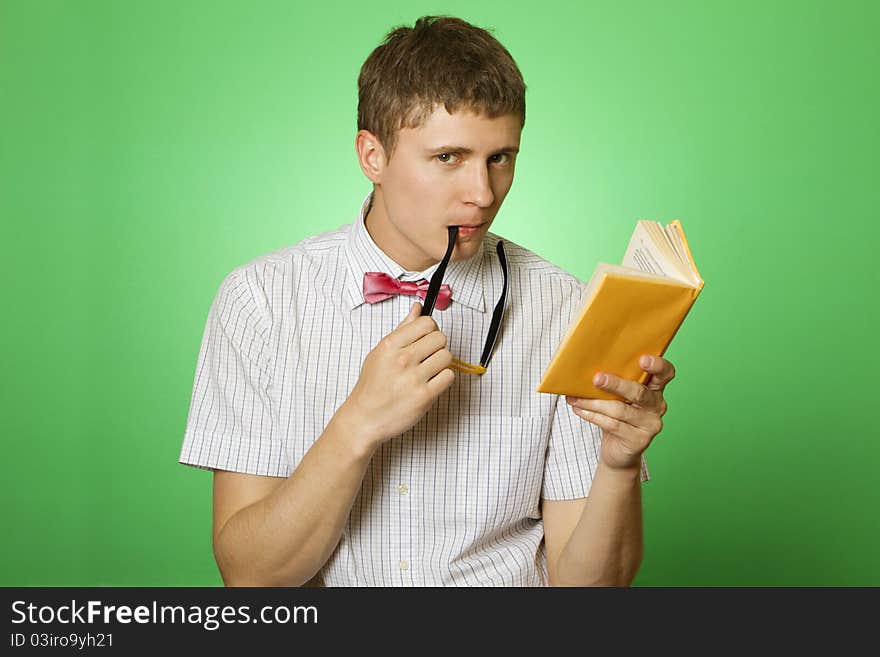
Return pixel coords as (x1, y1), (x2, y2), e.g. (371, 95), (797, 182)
(179, 16), (676, 586)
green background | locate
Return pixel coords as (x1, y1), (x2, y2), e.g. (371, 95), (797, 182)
(2, 0), (877, 586)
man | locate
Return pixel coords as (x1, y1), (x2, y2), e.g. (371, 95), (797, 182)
(179, 15), (675, 586)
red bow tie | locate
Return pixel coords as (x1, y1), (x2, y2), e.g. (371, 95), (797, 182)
(362, 272), (452, 310)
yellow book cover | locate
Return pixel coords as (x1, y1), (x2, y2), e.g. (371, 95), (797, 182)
(537, 220), (704, 401)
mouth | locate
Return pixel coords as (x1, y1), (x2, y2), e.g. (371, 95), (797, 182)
(450, 221), (487, 233)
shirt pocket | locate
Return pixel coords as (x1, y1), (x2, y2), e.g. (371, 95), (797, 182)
(441, 414), (552, 530)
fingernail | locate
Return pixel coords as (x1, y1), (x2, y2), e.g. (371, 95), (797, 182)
(641, 355), (653, 368)
(594, 373), (606, 386)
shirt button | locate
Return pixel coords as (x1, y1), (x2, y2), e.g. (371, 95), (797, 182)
(399, 560), (409, 571)
(397, 484), (409, 496)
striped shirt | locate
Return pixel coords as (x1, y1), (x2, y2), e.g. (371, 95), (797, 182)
(179, 192), (649, 586)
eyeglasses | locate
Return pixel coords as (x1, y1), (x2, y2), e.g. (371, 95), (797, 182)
(421, 225), (509, 375)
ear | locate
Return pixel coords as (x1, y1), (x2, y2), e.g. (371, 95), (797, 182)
(355, 129), (388, 184)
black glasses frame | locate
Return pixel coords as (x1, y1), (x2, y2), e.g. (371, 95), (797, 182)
(421, 226), (509, 375)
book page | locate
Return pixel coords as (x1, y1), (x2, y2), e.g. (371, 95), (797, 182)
(667, 221), (702, 287)
(662, 222), (687, 264)
(621, 222), (692, 285)
(643, 220), (684, 270)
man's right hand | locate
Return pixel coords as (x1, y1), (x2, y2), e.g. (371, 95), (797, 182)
(342, 301), (455, 446)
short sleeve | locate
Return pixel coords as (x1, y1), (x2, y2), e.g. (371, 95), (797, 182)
(540, 398), (650, 500)
(540, 277), (650, 500)
(179, 268), (289, 477)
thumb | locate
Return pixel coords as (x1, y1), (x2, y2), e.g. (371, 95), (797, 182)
(402, 301), (422, 324)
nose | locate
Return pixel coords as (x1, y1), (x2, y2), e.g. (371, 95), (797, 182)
(463, 162), (494, 208)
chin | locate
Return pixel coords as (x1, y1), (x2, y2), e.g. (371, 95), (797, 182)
(452, 239), (480, 257)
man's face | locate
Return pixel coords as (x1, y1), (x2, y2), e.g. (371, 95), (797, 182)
(361, 106), (521, 272)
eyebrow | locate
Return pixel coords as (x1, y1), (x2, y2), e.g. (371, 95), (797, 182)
(426, 145), (520, 154)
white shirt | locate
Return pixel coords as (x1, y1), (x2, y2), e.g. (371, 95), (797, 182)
(179, 192), (649, 586)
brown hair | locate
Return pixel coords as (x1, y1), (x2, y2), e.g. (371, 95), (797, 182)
(357, 15), (526, 158)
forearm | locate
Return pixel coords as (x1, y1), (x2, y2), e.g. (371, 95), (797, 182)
(554, 461), (644, 586)
(214, 405), (380, 587)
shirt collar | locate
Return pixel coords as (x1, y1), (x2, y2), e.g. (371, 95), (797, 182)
(343, 191), (487, 312)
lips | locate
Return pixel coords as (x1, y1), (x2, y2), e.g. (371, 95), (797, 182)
(455, 225), (484, 240)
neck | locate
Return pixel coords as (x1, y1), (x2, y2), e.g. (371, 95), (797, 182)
(364, 187), (443, 272)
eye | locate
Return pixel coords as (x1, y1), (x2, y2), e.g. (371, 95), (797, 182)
(436, 152), (459, 164)
(489, 153), (511, 165)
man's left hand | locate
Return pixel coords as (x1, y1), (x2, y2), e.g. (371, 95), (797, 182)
(565, 355), (676, 472)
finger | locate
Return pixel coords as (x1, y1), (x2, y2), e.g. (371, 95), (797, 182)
(425, 366), (456, 397)
(391, 314), (437, 348)
(402, 302), (422, 324)
(569, 407), (650, 441)
(417, 345), (454, 380)
(567, 397), (663, 436)
(592, 371), (662, 409)
(567, 397), (637, 423)
(408, 330), (448, 364)
(639, 355), (676, 392)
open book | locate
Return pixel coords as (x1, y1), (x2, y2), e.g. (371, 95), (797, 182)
(537, 220), (704, 400)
